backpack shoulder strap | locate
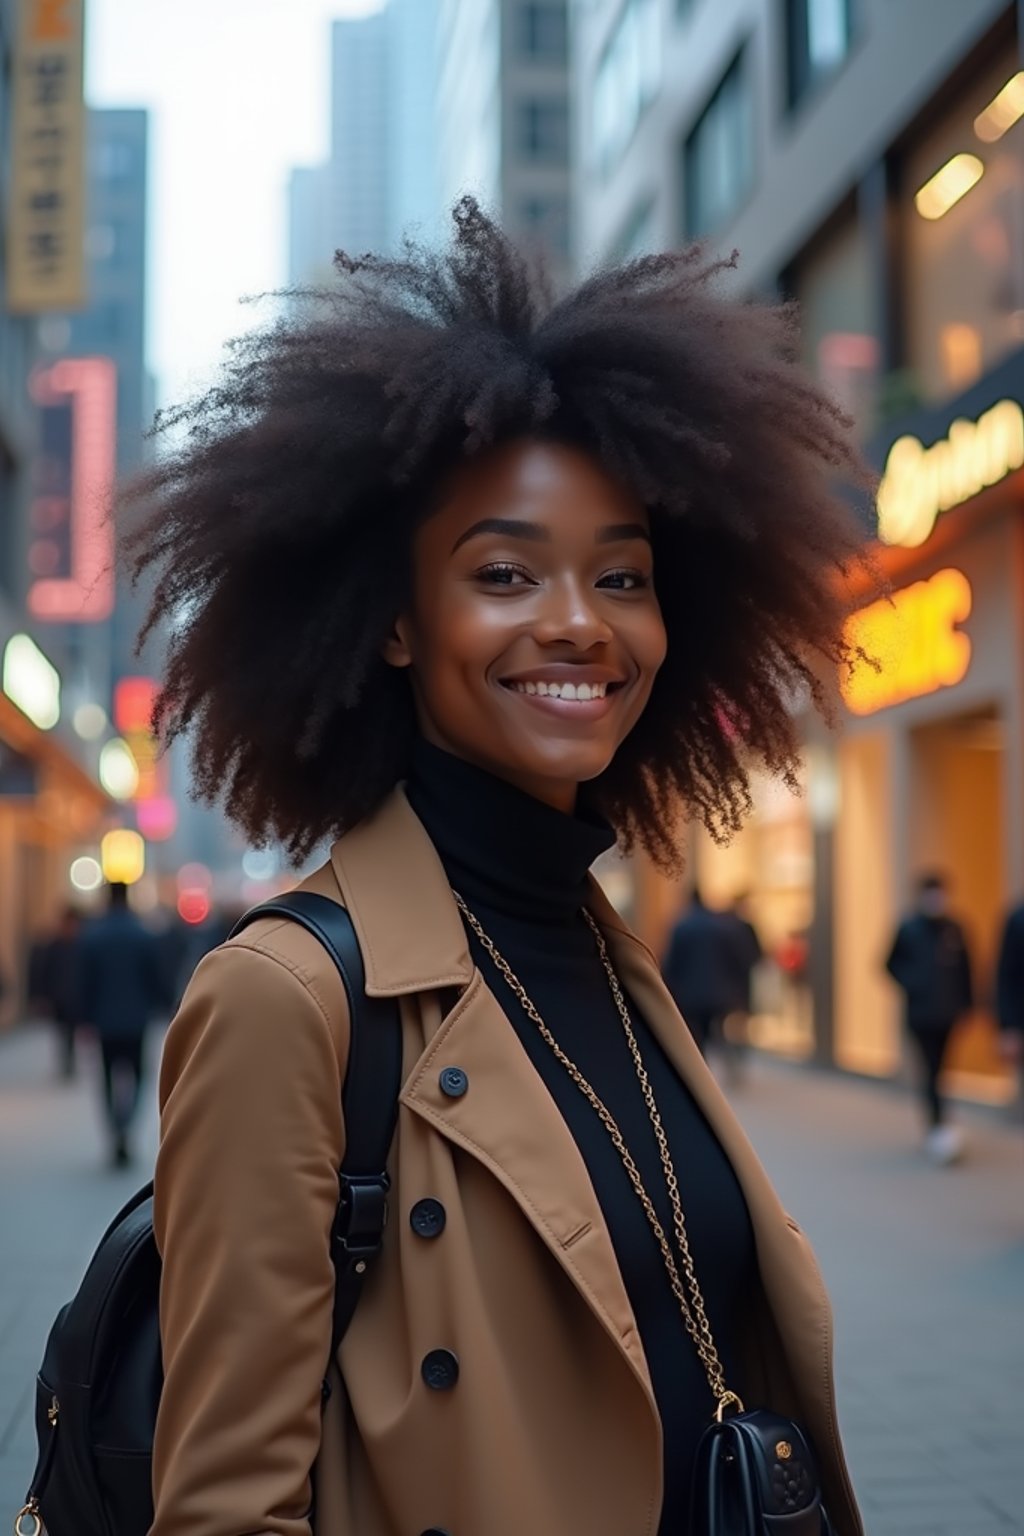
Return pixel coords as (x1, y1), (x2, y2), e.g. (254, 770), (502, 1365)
(229, 891), (403, 1357)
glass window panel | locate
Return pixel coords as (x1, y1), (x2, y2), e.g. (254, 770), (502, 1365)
(904, 45), (1024, 404)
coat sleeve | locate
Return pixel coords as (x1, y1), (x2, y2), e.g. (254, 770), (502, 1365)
(151, 940), (348, 1536)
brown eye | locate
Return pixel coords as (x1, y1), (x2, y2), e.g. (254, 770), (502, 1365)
(478, 562), (534, 586)
(598, 569), (649, 591)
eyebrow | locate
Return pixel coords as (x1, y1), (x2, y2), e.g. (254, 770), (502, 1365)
(451, 517), (651, 553)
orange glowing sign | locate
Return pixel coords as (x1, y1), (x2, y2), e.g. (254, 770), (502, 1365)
(842, 568), (972, 716)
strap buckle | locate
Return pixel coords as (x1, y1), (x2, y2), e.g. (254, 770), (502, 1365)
(332, 1172), (390, 1265)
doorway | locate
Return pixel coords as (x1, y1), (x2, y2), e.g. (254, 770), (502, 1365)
(908, 707), (1010, 1095)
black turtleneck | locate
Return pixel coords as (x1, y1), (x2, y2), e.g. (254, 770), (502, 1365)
(406, 740), (756, 1535)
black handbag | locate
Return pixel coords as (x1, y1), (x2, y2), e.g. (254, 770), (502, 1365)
(690, 1406), (833, 1536)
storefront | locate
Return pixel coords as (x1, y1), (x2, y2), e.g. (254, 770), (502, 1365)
(621, 349), (1024, 1104)
(0, 623), (111, 1028)
(833, 349), (1024, 1101)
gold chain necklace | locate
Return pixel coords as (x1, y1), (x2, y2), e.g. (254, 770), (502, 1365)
(453, 890), (744, 1422)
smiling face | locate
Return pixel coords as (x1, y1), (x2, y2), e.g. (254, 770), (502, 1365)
(383, 439), (668, 812)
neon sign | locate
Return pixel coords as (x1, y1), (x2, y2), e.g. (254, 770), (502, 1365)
(842, 568), (972, 716)
(28, 357), (116, 622)
(876, 398), (1023, 548)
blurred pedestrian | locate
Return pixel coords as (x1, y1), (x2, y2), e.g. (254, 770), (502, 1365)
(719, 894), (763, 1082)
(995, 898), (1024, 1064)
(80, 882), (167, 1167)
(33, 906), (85, 1079)
(662, 888), (738, 1059)
(885, 873), (973, 1164)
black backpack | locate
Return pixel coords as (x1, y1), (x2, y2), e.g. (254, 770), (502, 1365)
(16, 893), (403, 1536)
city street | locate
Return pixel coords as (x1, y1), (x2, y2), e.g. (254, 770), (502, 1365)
(1, 1022), (1021, 1536)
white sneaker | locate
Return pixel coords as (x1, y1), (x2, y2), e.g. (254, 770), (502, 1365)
(925, 1124), (965, 1165)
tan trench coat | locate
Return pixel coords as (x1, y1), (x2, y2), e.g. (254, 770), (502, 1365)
(151, 787), (864, 1536)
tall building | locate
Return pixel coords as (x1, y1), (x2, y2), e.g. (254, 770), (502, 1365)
(330, 6), (391, 256)
(572, 0), (1024, 1101)
(289, 0), (443, 287)
(1, 1), (113, 1017)
(438, 0), (571, 282)
(35, 109), (153, 689)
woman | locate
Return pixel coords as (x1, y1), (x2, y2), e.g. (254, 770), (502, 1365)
(131, 201), (865, 1536)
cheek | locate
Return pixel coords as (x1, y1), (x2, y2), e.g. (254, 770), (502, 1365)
(410, 588), (507, 686)
(631, 599), (669, 676)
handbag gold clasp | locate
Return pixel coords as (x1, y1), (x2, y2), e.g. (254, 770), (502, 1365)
(14, 1499), (42, 1536)
(715, 1390), (745, 1423)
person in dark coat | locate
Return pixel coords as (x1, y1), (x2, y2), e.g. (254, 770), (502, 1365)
(996, 899), (1024, 1063)
(80, 881), (167, 1165)
(724, 893), (763, 1016)
(662, 888), (738, 1057)
(885, 872), (973, 1162)
(30, 906), (84, 1079)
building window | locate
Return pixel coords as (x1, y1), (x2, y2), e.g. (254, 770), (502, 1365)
(903, 46), (1024, 405)
(684, 51), (754, 239)
(787, 205), (879, 437)
(592, 0), (661, 177)
(93, 139), (134, 180)
(786, 0), (853, 110)
(517, 95), (569, 163)
(518, 2), (567, 64)
(519, 194), (570, 259)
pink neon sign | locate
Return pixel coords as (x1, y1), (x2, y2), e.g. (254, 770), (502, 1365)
(28, 357), (116, 622)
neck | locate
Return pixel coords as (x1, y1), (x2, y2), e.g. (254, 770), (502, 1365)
(405, 738), (615, 925)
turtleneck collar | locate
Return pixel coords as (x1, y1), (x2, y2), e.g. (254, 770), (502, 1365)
(405, 738), (616, 926)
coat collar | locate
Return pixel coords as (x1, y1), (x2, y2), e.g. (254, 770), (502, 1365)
(329, 784), (644, 997)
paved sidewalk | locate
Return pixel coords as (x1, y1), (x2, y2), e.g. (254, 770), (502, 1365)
(1, 1022), (1021, 1534)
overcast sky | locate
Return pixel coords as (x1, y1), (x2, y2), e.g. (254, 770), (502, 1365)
(84, 0), (385, 411)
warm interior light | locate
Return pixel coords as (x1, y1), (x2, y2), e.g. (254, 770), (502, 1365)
(974, 71), (1024, 142)
(914, 153), (984, 220)
(101, 829), (146, 886)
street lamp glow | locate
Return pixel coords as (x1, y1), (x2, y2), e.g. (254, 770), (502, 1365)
(99, 737), (140, 800)
(914, 154), (984, 221)
(101, 829), (146, 886)
(974, 71), (1024, 142)
(2, 633), (60, 729)
(70, 856), (103, 892)
(73, 701), (108, 740)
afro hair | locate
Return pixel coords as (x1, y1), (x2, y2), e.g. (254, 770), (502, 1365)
(125, 197), (868, 868)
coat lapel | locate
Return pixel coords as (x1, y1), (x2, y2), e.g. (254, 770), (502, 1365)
(331, 790), (657, 1413)
(401, 967), (656, 1407)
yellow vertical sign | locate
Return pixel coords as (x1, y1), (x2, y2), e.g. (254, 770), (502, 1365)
(6, 0), (86, 313)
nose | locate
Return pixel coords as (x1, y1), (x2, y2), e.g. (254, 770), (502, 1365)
(531, 574), (613, 649)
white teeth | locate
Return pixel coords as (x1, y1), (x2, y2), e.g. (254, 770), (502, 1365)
(508, 680), (610, 699)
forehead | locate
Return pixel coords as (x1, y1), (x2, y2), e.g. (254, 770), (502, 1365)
(431, 438), (646, 533)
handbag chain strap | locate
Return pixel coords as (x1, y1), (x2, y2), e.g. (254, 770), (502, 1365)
(453, 891), (744, 1423)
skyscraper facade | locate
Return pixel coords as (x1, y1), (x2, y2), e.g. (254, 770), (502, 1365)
(290, 0), (443, 287)
(437, 0), (571, 283)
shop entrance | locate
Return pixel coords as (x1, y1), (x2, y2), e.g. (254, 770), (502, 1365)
(908, 706), (1010, 1095)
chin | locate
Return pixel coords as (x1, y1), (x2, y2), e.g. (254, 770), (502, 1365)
(518, 741), (616, 787)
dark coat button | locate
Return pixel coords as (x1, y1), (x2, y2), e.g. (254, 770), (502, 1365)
(410, 1198), (446, 1238)
(421, 1348), (459, 1391)
(439, 1066), (468, 1098)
